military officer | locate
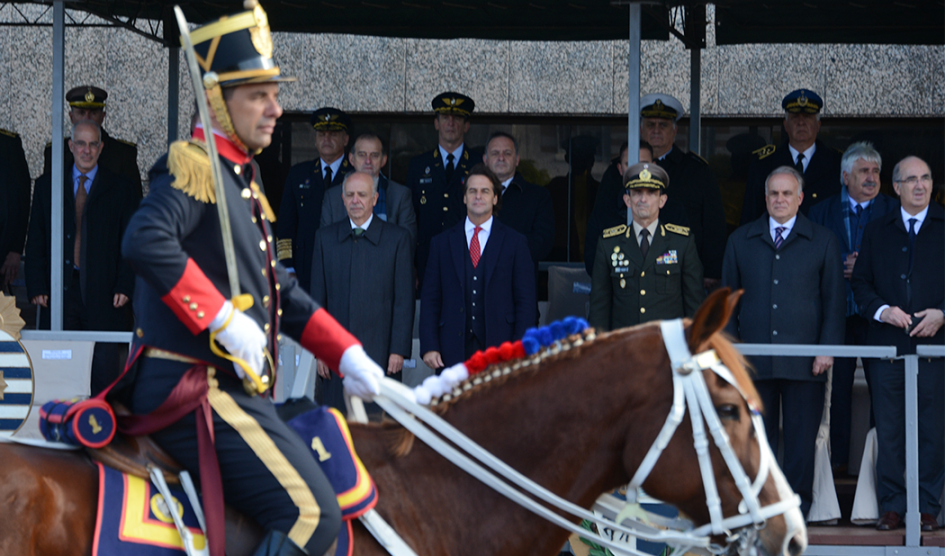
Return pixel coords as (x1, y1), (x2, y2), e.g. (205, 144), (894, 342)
(640, 93), (727, 289)
(119, 3), (382, 555)
(44, 86), (142, 199)
(741, 88), (842, 225)
(0, 128), (31, 287)
(589, 162), (704, 332)
(406, 91), (480, 289)
(276, 107), (352, 292)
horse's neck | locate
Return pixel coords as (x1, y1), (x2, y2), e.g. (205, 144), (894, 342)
(354, 347), (673, 555)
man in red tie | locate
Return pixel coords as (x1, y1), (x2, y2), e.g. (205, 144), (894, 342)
(419, 164), (536, 372)
(25, 119), (139, 394)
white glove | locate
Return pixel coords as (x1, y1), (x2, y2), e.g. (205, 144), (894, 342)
(210, 300), (266, 379)
(339, 345), (384, 400)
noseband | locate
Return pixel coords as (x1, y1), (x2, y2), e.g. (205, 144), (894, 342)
(371, 319), (800, 556)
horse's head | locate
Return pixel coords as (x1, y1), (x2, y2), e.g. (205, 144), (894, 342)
(634, 288), (807, 556)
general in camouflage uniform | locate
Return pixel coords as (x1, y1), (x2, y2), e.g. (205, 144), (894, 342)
(589, 162), (704, 332)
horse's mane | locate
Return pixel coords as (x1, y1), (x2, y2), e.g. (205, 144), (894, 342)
(379, 321), (762, 457)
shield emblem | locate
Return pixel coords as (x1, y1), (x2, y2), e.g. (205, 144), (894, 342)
(0, 330), (34, 438)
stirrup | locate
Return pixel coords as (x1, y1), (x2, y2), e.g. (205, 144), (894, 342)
(252, 530), (308, 556)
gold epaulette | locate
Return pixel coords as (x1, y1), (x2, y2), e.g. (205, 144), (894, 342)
(603, 224), (627, 238)
(117, 138), (137, 148)
(752, 144), (776, 160)
(689, 152), (709, 165)
(664, 223), (690, 236)
(276, 238), (293, 260)
(168, 140), (215, 203)
(250, 182), (277, 222)
(0, 128), (18, 138)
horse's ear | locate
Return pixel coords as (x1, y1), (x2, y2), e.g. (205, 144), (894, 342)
(687, 288), (743, 352)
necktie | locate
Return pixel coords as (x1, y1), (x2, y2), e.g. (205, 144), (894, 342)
(640, 228), (650, 258)
(851, 204), (864, 250)
(74, 174), (88, 268)
(794, 153), (805, 174)
(324, 166), (333, 185)
(470, 226), (482, 268)
(854, 204), (863, 217)
(445, 153), (455, 184)
(774, 226), (786, 250)
(353, 227), (364, 237)
(908, 217), (917, 269)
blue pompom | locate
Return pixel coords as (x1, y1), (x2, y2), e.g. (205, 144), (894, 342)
(522, 335), (541, 355)
(549, 321), (567, 341)
(537, 327), (553, 347)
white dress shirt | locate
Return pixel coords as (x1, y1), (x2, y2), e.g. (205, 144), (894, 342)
(465, 216), (493, 252)
(769, 215), (797, 243)
(788, 143), (816, 173)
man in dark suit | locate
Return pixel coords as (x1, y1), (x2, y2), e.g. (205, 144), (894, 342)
(640, 93), (727, 289)
(722, 165), (845, 516)
(0, 128), (32, 288)
(808, 141), (899, 475)
(43, 86), (141, 200)
(742, 89), (842, 225)
(420, 164), (536, 371)
(852, 156), (944, 532)
(406, 92), (479, 289)
(311, 171), (414, 415)
(277, 107), (353, 293)
(26, 120), (138, 394)
(482, 131), (555, 267)
(320, 133), (416, 247)
(589, 163), (704, 331)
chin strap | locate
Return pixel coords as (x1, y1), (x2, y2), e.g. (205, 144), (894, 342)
(206, 83), (253, 154)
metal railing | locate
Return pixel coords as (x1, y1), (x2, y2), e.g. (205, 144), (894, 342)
(736, 342), (943, 556)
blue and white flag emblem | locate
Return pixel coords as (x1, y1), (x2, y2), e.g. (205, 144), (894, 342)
(0, 330), (34, 438)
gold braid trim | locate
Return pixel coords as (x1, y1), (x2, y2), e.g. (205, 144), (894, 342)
(168, 140), (216, 204)
(250, 181), (277, 222)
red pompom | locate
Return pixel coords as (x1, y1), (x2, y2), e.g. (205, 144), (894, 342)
(498, 341), (515, 361)
(484, 346), (502, 365)
(511, 341), (526, 359)
(467, 352), (488, 374)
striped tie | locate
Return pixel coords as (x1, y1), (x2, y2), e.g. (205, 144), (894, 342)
(470, 226), (482, 268)
(774, 226), (786, 250)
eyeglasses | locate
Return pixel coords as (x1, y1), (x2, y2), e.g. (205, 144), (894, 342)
(896, 174), (932, 187)
(73, 140), (101, 149)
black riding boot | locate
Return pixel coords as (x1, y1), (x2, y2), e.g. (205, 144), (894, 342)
(252, 530), (309, 556)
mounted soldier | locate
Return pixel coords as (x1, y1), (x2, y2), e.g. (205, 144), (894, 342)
(119, 2), (383, 555)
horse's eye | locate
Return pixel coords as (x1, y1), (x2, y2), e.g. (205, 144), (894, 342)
(716, 404), (740, 422)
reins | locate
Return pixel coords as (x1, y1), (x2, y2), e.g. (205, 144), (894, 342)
(372, 318), (800, 555)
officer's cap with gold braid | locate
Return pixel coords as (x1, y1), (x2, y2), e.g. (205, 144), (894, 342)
(311, 107), (351, 132)
(624, 162), (669, 192)
(432, 92), (475, 119)
(67, 86), (107, 109)
(640, 93), (684, 122)
(188, 0), (294, 88)
(781, 89), (823, 115)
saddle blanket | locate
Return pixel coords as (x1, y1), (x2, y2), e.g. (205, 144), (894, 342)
(93, 461), (206, 556)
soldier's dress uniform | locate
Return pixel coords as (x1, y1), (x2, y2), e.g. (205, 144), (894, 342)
(44, 86), (142, 200)
(406, 92), (479, 288)
(0, 129), (32, 266)
(120, 6), (364, 555)
(740, 89), (842, 225)
(588, 167), (705, 332)
(276, 108), (352, 293)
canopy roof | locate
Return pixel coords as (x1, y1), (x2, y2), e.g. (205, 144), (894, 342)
(40, 1), (943, 46)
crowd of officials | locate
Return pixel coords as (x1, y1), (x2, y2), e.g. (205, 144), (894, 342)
(1, 81), (942, 531)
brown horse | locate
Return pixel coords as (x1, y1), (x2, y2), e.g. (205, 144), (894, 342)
(0, 289), (806, 556)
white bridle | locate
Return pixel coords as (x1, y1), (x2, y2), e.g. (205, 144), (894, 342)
(367, 318), (800, 556)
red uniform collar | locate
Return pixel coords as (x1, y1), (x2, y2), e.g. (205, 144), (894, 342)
(191, 127), (251, 165)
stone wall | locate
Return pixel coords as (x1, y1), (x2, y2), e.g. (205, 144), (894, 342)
(1, 4), (941, 181)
